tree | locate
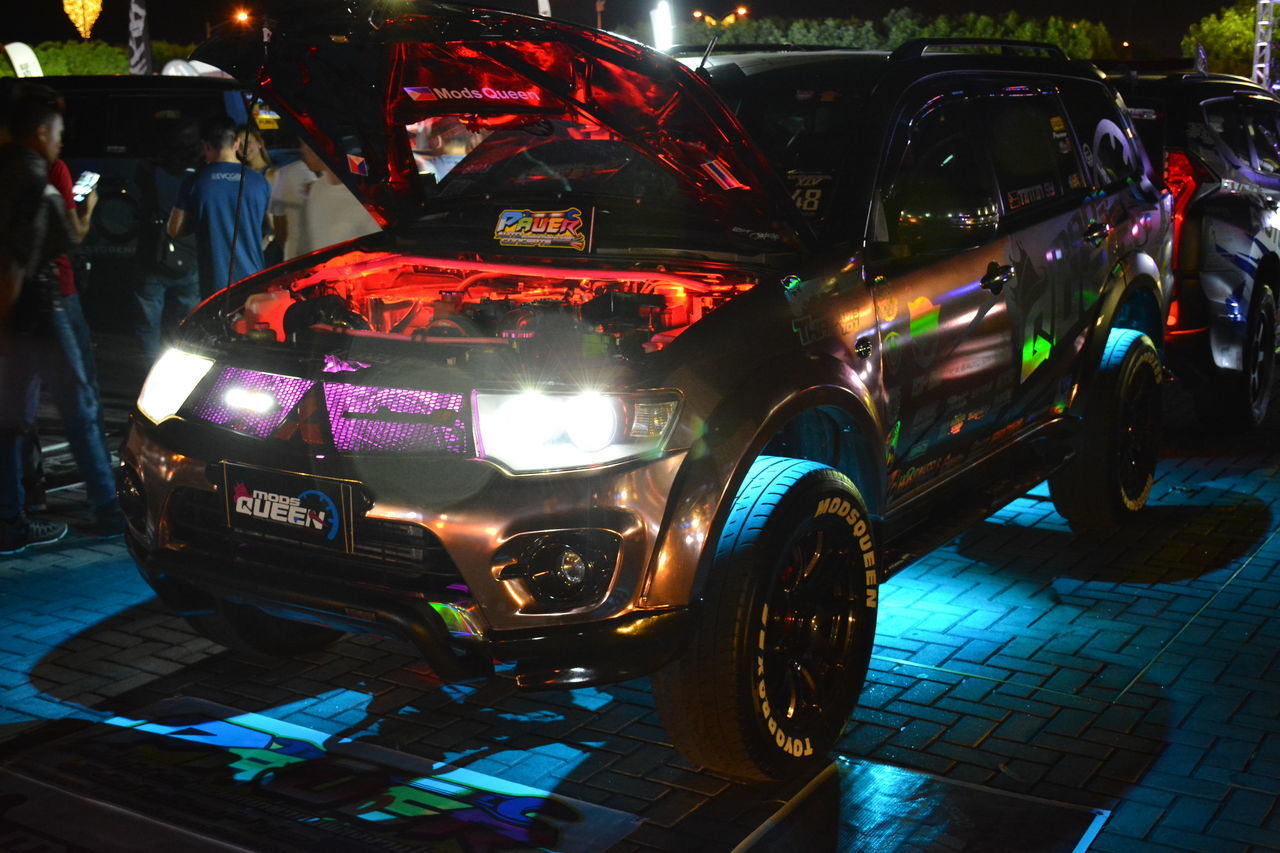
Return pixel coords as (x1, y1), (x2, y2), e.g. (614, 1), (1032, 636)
(627, 9), (1113, 58)
(1, 40), (196, 77)
(1183, 1), (1255, 77)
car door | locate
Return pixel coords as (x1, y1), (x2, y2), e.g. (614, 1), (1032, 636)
(868, 85), (1016, 501)
(975, 84), (1098, 429)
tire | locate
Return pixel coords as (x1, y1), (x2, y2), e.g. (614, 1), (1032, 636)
(651, 456), (879, 783)
(188, 600), (343, 657)
(1196, 287), (1275, 430)
(1049, 328), (1162, 531)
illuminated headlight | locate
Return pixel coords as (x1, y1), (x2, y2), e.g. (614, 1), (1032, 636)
(137, 348), (215, 424)
(475, 391), (679, 473)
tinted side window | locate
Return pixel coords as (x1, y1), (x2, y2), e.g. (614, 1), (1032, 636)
(1245, 107), (1280, 174)
(882, 96), (997, 254)
(58, 93), (112, 160)
(1204, 99), (1251, 165)
(1060, 81), (1146, 188)
(983, 93), (1083, 215)
(108, 93), (228, 158)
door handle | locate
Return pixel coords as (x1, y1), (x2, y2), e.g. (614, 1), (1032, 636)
(1084, 221), (1113, 246)
(981, 261), (1015, 294)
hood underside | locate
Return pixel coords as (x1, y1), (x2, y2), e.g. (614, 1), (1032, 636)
(195, 1), (799, 244)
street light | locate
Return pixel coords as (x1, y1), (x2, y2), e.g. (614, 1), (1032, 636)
(694, 6), (747, 27)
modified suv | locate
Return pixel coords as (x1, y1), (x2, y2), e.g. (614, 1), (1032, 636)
(119, 4), (1171, 783)
(1108, 64), (1280, 428)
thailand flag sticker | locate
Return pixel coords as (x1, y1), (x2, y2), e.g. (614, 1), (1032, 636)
(702, 157), (747, 190)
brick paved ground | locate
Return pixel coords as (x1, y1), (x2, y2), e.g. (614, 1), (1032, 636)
(1, 373), (1278, 851)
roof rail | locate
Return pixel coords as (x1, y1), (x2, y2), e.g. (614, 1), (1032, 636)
(889, 38), (1068, 62)
(666, 42), (844, 58)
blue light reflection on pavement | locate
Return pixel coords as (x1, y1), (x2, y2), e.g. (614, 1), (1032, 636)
(0, 549), (152, 730)
(0, 542), (599, 798)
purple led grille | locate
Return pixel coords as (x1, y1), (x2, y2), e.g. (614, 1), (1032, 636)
(191, 367), (315, 438)
(323, 383), (468, 454)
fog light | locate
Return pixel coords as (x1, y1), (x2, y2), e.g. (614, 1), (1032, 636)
(552, 548), (588, 586)
(494, 530), (621, 609)
(527, 542), (593, 602)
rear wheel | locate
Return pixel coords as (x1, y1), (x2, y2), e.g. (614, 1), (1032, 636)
(1050, 328), (1162, 531)
(1228, 286), (1269, 425)
(652, 456), (878, 783)
(188, 600), (343, 657)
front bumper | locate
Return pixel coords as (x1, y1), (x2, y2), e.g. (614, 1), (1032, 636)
(1164, 269), (1250, 386)
(120, 415), (693, 687)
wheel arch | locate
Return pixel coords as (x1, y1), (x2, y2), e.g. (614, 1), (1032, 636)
(640, 355), (885, 608)
(1074, 251), (1166, 413)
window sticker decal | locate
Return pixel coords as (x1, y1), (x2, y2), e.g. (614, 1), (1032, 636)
(1006, 181), (1056, 210)
(403, 85), (541, 104)
(787, 172), (834, 217)
(702, 157), (747, 190)
(494, 208), (587, 251)
(346, 154), (368, 176)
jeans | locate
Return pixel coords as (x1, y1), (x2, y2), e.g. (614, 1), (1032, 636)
(134, 271), (200, 363)
(18, 291), (104, 498)
(0, 304), (116, 518)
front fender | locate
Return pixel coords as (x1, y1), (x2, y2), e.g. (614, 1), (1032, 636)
(639, 353), (884, 608)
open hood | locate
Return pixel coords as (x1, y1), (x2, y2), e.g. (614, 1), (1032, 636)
(195, 1), (801, 244)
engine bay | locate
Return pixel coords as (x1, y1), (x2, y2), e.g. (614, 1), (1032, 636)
(227, 251), (757, 360)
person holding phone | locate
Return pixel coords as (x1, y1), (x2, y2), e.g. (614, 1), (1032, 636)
(16, 155), (103, 515)
(0, 83), (122, 555)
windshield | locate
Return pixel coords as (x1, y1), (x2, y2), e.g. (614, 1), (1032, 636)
(416, 118), (687, 207)
(705, 57), (874, 236)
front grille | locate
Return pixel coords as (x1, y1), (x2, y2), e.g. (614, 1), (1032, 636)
(166, 488), (465, 589)
(188, 366), (471, 455)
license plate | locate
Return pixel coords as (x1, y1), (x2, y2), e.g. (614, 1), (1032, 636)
(222, 463), (354, 553)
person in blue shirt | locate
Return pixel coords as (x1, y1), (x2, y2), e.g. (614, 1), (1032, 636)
(167, 115), (272, 300)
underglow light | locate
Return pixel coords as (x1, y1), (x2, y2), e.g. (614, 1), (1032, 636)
(224, 387), (276, 414)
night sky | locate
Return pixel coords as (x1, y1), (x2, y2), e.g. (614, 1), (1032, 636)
(9, 0), (1222, 56)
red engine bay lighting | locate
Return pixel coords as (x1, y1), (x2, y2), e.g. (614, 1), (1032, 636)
(232, 250), (754, 354)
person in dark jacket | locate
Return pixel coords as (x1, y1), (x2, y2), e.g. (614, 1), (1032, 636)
(0, 85), (122, 555)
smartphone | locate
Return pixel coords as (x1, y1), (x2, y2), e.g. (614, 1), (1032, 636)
(71, 170), (100, 203)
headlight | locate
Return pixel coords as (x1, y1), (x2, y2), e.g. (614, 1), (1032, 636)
(475, 391), (679, 473)
(137, 348), (215, 424)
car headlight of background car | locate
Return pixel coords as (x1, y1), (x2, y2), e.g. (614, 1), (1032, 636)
(136, 348), (215, 424)
(475, 391), (680, 472)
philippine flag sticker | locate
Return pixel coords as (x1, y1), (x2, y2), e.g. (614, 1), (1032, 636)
(403, 86), (437, 101)
(347, 154), (368, 176)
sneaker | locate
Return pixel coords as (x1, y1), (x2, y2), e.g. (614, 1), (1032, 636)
(91, 501), (126, 539)
(0, 515), (69, 556)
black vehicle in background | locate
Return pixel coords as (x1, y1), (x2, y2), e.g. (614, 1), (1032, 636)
(39, 75), (293, 330)
(1107, 64), (1280, 428)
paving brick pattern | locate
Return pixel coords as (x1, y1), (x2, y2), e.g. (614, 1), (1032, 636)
(2, 385), (1278, 851)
